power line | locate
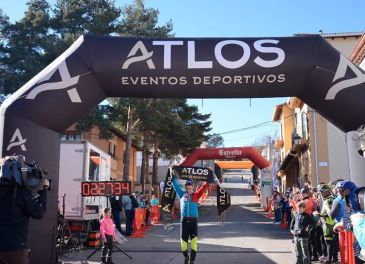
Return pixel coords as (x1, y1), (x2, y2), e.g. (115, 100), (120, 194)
(224, 129), (278, 142)
(216, 112), (298, 136)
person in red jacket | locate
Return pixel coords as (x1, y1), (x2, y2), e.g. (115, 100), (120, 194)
(100, 208), (116, 264)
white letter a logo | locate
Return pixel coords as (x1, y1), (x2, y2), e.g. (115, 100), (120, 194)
(325, 54), (365, 100)
(7, 128), (27, 152)
(122, 41), (155, 69)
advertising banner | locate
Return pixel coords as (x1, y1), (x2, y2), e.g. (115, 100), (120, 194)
(173, 166), (214, 183)
(217, 185), (231, 215)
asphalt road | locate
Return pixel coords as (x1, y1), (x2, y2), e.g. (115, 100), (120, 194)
(60, 175), (295, 264)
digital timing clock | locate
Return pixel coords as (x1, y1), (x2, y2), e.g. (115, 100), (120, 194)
(81, 181), (131, 196)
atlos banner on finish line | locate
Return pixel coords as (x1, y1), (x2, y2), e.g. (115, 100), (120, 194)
(173, 166), (214, 182)
(217, 185), (231, 216)
(160, 166), (231, 225)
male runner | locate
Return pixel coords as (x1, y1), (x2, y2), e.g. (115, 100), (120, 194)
(171, 176), (210, 264)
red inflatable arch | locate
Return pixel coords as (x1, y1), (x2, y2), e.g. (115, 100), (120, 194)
(180, 147), (270, 169)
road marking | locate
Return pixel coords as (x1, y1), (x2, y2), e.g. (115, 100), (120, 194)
(122, 249), (292, 254)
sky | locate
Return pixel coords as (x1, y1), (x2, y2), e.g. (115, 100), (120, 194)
(1, 0), (364, 147)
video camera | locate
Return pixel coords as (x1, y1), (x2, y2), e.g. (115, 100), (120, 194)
(0, 155), (50, 193)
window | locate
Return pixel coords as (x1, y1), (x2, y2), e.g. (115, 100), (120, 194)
(301, 112), (308, 140)
(108, 142), (116, 158)
(60, 133), (81, 141)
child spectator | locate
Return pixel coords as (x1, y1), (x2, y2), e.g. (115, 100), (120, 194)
(291, 202), (314, 264)
(100, 208), (116, 264)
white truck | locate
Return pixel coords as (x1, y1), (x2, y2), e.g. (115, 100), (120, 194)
(58, 141), (111, 221)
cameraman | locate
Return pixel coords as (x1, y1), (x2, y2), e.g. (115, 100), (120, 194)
(0, 178), (49, 264)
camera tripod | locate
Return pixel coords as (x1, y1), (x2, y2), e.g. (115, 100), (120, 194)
(86, 237), (133, 260)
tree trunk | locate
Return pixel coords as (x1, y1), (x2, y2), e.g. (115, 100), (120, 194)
(140, 140), (147, 193)
(123, 125), (133, 181)
(145, 147), (150, 184)
(152, 143), (159, 185)
(123, 106), (139, 181)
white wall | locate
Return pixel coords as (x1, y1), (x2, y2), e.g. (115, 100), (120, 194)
(327, 122), (350, 182)
(325, 36), (360, 57)
(346, 57), (365, 187)
(347, 131), (365, 187)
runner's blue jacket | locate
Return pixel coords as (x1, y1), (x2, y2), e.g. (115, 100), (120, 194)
(171, 177), (209, 218)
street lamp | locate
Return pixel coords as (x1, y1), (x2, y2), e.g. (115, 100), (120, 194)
(293, 134), (302, 145)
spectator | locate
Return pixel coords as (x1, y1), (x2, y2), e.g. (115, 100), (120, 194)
(272, 188), (283, 224)
(330, 180), (351, 223)
(305, 180), (312, 190)
(142, 195), (151, 227)
(315, 185), (328, 262)
(301, 188), (317, 215)
(334, 194), (364, 264)
(291, 201), (314, 264)
(109, 196), (124, 235)
(122, 195), (133, 236)
(129, 193), (139, 233)
(301, 187), (319, 261)
(319, 184), (337, 264)
(343, 180), (360, 211)
(135, 192), (144, 208)
(290, 185), (301, 214)
(150, 194), (159, 206)
(328, 180), (349, 263)
(351, 213), (365, 262)
(282, 190), (291, 227)
(160, 180), (165, 195)
(249, 177), (254, 190)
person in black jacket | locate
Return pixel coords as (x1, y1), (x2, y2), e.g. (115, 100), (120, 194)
(291, 201), (314, 264)
(0, 179), (48, 264)
(109, 196), (124, 235)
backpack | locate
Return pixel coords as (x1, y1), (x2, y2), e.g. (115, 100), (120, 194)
(130, 195), (139, 209)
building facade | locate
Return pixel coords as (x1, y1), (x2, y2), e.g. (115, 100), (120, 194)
(273, 32), (364, 189)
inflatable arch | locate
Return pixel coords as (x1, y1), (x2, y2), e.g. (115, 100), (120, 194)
(181, 147), (268, 168)
(1, 34), (365, 263)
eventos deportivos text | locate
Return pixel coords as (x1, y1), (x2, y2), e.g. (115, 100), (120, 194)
(121, 73), (286, 86)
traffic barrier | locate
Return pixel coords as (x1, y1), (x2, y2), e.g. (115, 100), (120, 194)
(88, 231), (101, 247)
(339, 229), (356, 264)
(151, 205), (160, 225)
(346, 231), (350, 264)
(130, 208), (146, 238)
(339, 229), (346, 264)
(348, 231), (355, 264)
(142, 208), (151, 231)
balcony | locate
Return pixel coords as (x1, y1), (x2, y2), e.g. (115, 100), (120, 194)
(274, 139), (284, 149)
(291, 133), (309, 154)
